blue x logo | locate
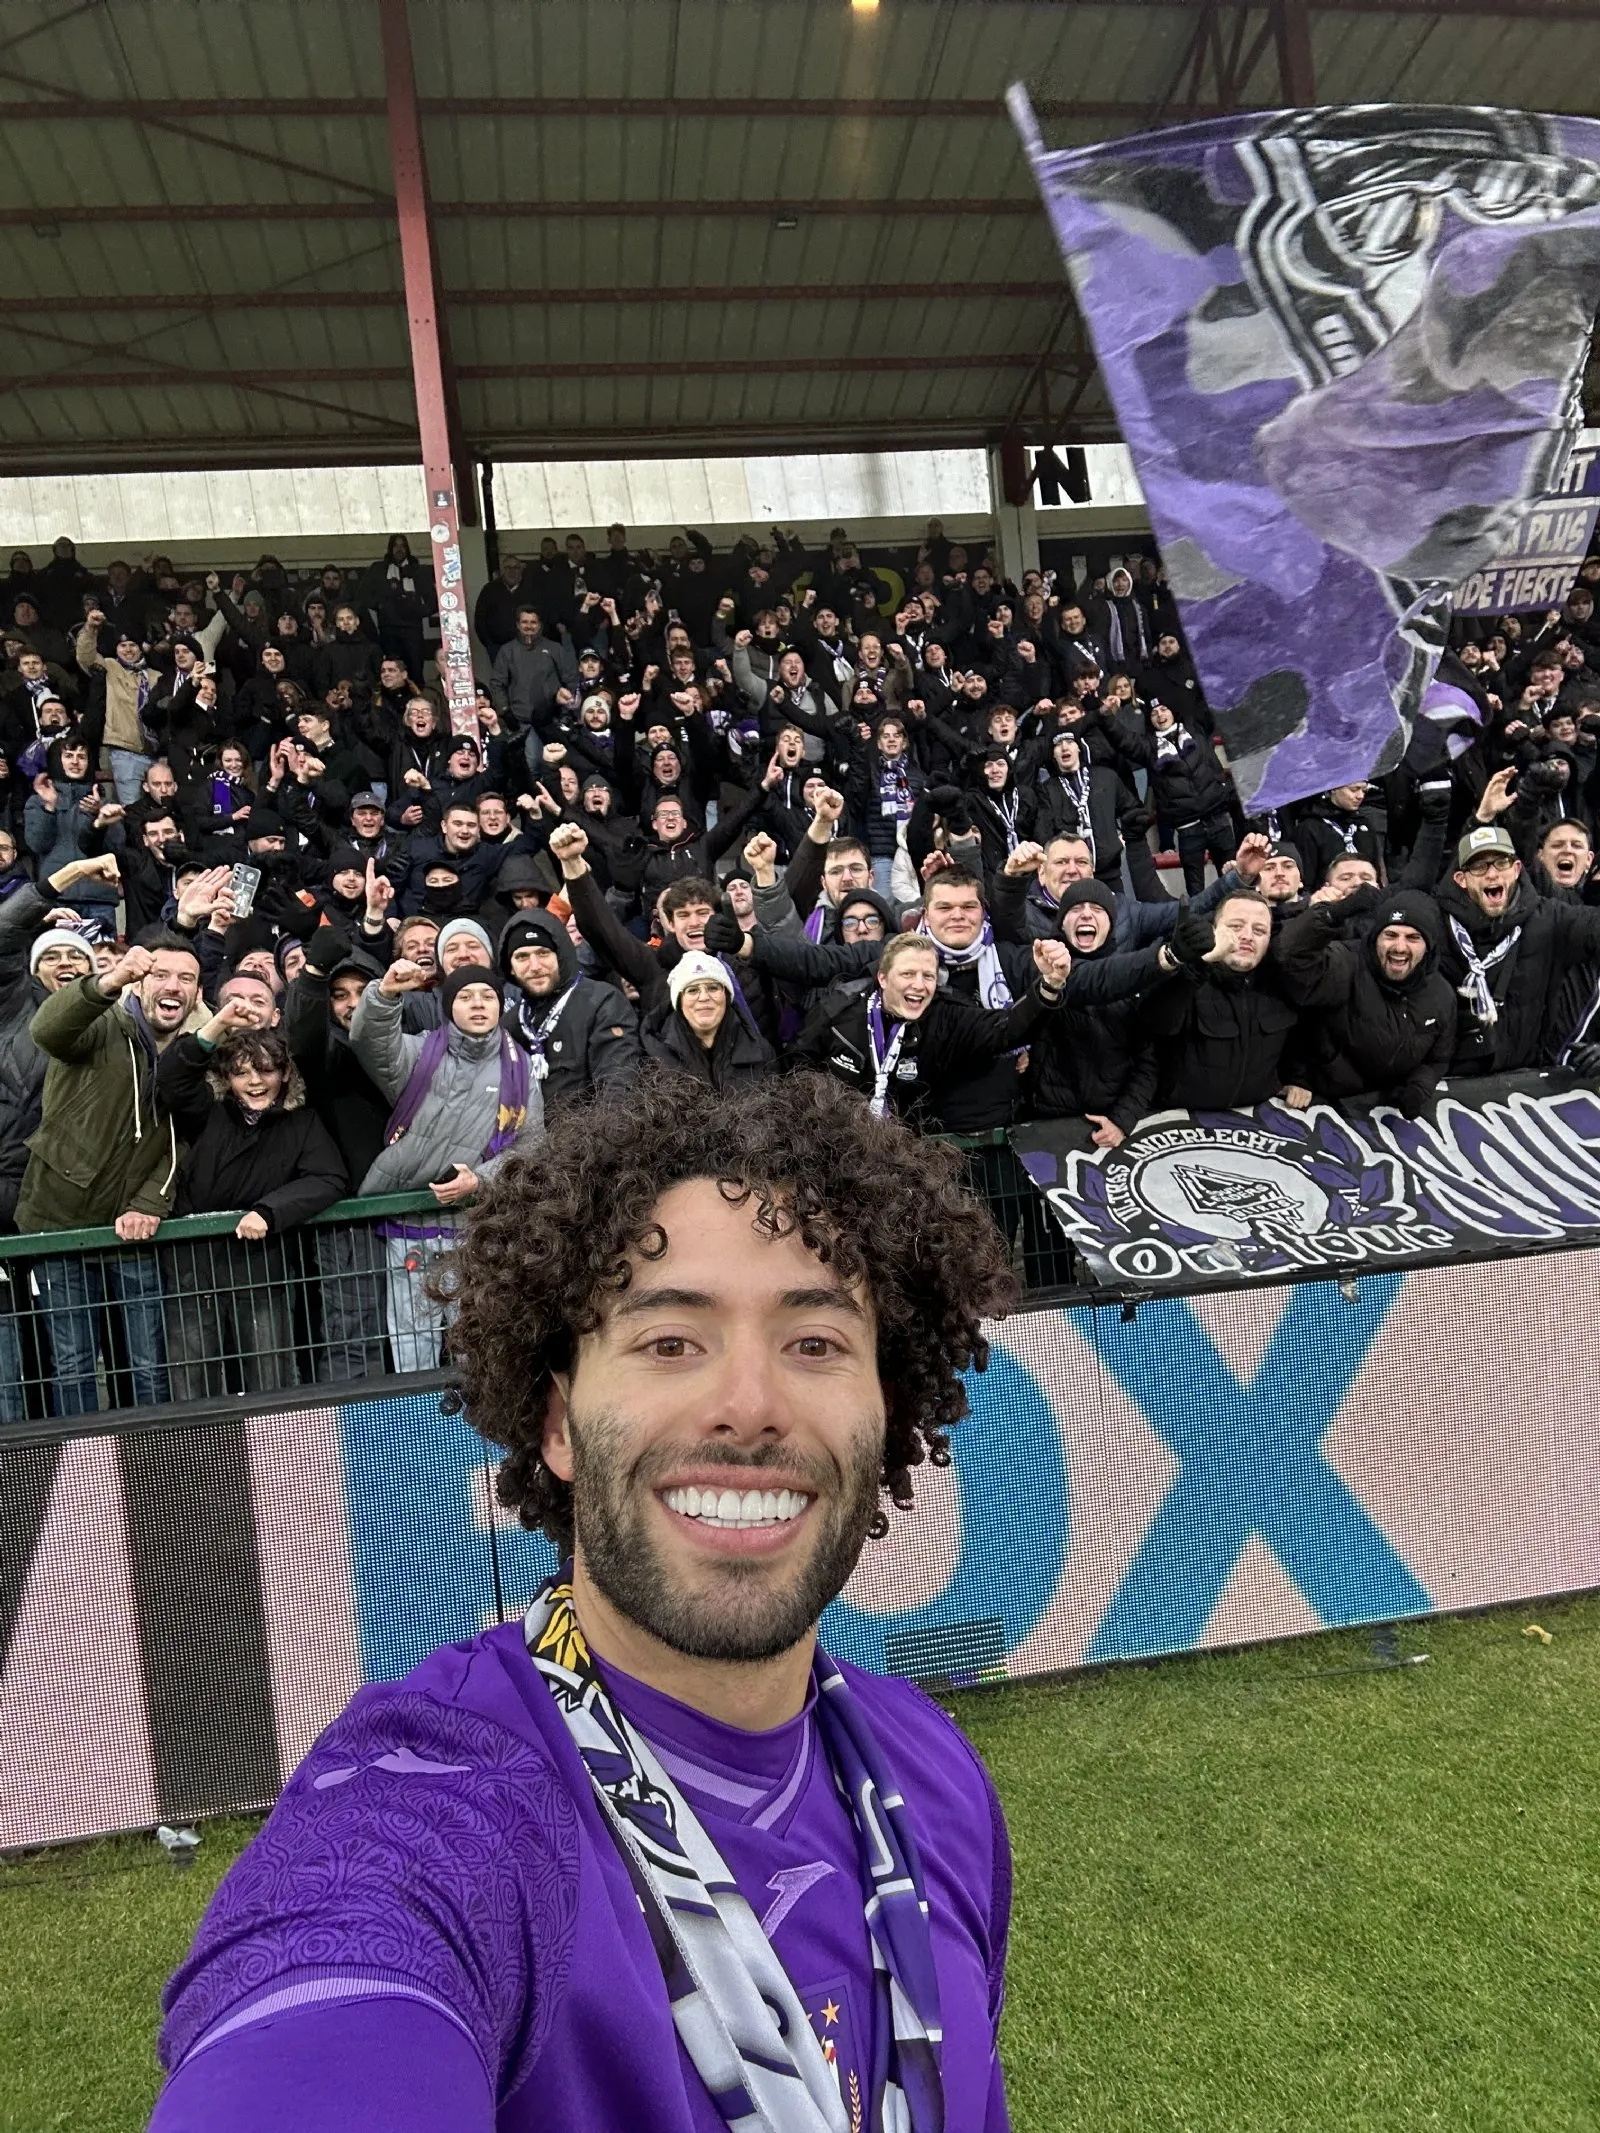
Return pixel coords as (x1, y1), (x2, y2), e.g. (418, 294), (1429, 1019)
(1085, 1278), (1432, 1662)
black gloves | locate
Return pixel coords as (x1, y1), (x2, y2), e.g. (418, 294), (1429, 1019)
(1567, 1041), (1600, 1079)
(1416, 778), (1453, 821)
(1338, 883), (1384, 919)
(1520, 760), (1565, 796)
(1167, 903), (1215, 969)
(928, 784), (964, 812)
(701, 909), (746, 958)
(303, 923), (352, 976)
(1395, 1083), (1430, 1119)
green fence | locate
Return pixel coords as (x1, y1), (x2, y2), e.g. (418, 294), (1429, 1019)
(0, 1137), (1085, 1431)
(0, 1190), (455, 1428)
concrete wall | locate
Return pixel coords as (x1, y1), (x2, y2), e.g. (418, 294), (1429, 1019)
(0, 446), (1149, 569)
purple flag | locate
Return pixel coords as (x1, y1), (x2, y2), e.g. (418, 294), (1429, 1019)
(1010, 97), (1600, 809)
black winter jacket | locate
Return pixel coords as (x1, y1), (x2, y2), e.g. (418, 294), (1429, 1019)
(1274, 890), (1456, 1113)
(1433, 874), (1600, 1073)
(790, 977), (1058, 1129)
(498, 908), (640, 1111)
(0, 883), (53, 1225)
(1024, 941), (1164, 1132)
(1140, 963), (1300, 1111)
(284, 955), (393, 1187)
(640, 999), (775, 1089)
(157, 1034), (349, 1226)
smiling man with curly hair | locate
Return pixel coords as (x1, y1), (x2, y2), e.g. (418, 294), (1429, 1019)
(155, 1073), (1020, 2133)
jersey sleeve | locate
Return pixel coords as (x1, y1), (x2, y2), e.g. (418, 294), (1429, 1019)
(157, 1686), (581, 2110)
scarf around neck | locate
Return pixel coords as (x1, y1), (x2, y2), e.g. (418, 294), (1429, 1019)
(917, 915), (1013, 1010)
(1448, 914), (1522, 1027)
(383, 1019), (529, 1161)
(514, 978), (580, 1078)
(524, 1574), (944, 2133)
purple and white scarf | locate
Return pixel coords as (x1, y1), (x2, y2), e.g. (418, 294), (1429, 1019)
(525, 1573), (944, 2133)
(382, 1022), (529, 1161)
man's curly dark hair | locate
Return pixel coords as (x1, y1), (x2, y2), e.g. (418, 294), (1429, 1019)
(436, 1071), (1018, 1556)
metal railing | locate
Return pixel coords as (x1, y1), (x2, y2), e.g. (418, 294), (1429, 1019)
(0, 1191), (460, 1428)
(0, 1135), (1084, 1430)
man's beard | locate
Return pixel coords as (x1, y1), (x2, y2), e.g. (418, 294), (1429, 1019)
(567, 1402), (885, 1664)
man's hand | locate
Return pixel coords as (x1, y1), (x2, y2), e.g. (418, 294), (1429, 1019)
(701, 909), (747, 958)
(1004, 841), (1044, 879)
(296, 754), (325, 784)
(430, 1163), (479, 1206)
(115, 1210), (161, 1242)
(1476, 765), (1517, 822)
(48, 853), (121, 892)
(548, 822), (589, 879)
(1033, 938), (1072, 991)
(32, 773), (57, 806)
(176, 864), (234, 930)
(379, 959), (430, 996)
(920, 849), (955, 884)
(94, 800), (125, 828)
(618, 691), (641, 719)
(734, 629), (752, 648)
(1087, 1114), (1125, 1150)
(235, 1210), (270, 1241)
(364, 859), (394, 921)
(1168, 905), (1215, 969)
(478, 705), (501, 737)
(98, 943), (153, 996)
(404, 767), (428, 788)
(78, 785), (103, 816)
(542, 743), (568, 766)
(84, 608), (106, 631)
(761, 753), (787, 791)
(200, 995), (268, 1043)
(743, 831), (779, 886)
(806, 787), (845, 841)
(1279, 1084), (1314, 1110)
(1232, 831), (1271, 882)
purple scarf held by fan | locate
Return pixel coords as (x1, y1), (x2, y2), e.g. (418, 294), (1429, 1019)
(383, 1023), (530, 1164)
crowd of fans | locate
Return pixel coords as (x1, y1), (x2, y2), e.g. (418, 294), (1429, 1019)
(3, 518), (1600, 1419)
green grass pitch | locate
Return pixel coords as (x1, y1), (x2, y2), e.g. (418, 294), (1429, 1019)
(3, 1594), (1596, 2132)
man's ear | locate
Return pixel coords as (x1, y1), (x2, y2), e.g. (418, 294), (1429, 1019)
(542, 1372), (574, 1483)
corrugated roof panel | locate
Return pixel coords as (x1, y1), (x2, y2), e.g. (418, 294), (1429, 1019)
(7, 0), (1600, 471)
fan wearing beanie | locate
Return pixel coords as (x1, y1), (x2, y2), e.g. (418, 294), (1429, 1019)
(346, 945), (542, 1370)
(642, 949), (775, 1089)
(1021, 878), (1169, 1149)
(498, 909), (640, 1110)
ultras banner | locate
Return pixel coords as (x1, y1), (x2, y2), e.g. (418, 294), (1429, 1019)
(5, 1260), (1599, 1849)
(1011, 1077), (1600, 1287)
(1008, 96), (1600, 808)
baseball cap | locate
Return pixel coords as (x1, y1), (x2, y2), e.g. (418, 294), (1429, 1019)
(1456, 824), (1518, 868)
(350, 790), (384, 810)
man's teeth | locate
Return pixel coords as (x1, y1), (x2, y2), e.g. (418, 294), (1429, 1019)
(662, 1485), (811, 1529)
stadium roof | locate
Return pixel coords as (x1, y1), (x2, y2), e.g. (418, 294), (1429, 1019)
(4, 0), (1600, 477)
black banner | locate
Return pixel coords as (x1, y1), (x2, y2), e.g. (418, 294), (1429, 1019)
(1012, 1076), (1600, 1287)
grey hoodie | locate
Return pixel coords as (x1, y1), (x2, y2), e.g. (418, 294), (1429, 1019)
(348, 981), (544, 1194)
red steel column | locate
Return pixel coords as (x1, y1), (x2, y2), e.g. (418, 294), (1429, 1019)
(379, 0), (478, 733)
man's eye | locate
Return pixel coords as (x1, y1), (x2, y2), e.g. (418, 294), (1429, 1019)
(793, 1336), (840, 1359)
(646, 1337), (690, 1359)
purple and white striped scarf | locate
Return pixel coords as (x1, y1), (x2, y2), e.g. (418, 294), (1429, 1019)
(382, 1022), (529, 1163)
(525, 1573), (943, 2133)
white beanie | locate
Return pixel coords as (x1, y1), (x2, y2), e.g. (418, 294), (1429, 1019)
(668, 950), (733, 1011)
(30, 927), (93, 975)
